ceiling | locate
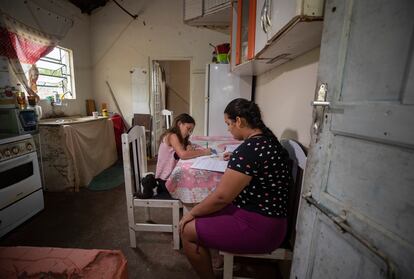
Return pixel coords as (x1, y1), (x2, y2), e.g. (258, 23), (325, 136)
(69, 0), (109, 14)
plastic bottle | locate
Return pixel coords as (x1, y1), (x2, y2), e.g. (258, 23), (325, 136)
(54, 91), (61, 105)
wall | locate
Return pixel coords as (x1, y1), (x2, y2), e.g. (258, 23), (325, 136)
(255, 48), (320, 148)
(48, 9), (92, 117)
(90, 0), (228, 135)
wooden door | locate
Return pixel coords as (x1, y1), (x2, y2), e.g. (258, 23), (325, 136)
(291, 1), (414, 278)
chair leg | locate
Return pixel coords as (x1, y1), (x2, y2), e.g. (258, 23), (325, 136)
(126, 203), (137, 248)
(223, 253), (234, 279)
(129, 227), (137, 248)
(144, 207), (151, 222)
(172, 202), (180, 250)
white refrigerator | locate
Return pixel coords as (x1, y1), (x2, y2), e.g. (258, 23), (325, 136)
(204, 64), (252, 136)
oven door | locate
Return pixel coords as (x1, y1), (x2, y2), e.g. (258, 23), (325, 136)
(0, 152), (42, 210)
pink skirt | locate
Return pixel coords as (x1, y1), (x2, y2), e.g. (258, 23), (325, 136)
(195, 204), (287, 254)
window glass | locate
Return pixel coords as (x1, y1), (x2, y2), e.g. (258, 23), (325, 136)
(34, 46), (75, 100)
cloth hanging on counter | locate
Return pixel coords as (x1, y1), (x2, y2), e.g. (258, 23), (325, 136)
(62, 119), (118, 191)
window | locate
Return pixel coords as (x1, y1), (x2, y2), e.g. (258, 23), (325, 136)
(35, 46), (75, 100)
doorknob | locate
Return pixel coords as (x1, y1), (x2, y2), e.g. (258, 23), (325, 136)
(311, 83), (329, 139)
(311, 101), (330, 107)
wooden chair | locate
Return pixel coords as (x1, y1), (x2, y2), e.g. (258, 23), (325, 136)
(161, 109), (173, 129)
(220, 139), (307, 279)
(122, 125), (182, 250)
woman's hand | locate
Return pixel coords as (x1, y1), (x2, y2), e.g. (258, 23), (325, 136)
(179, 212), (195, 234)
(223, 152), (232, 161)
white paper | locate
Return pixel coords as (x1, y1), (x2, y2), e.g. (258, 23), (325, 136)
(225, 144), (240, 153)
(190, 156), (228, 173)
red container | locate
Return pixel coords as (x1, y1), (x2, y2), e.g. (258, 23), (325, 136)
(111, 114), (125, 155)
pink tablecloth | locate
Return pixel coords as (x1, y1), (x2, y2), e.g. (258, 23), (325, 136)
(166, 136), (241, 203)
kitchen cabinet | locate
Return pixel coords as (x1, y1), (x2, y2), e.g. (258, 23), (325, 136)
(184, 0), (232, 27)
(231, 0), (325, 76)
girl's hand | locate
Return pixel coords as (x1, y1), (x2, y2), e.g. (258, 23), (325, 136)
(223, 152), (232, 161)
(186, 144), (195, 151)
(179, 212), (195, 234)
(204, 148), (212, 156)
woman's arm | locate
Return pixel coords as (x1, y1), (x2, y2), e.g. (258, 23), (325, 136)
(169, 134), (211, 159)
(179, 169), (251, 232)
(191, 169), (251, 216)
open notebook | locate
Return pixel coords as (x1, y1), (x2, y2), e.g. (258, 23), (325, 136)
(190, 155), (228, 173)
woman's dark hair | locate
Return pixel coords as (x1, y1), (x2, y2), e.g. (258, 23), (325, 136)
(160, 113), (195, 147)
(224, 98), (277, 141)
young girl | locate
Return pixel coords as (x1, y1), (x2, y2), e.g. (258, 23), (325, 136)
(155, 113), (211, 193)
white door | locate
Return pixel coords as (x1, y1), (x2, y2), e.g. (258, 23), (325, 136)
(291, 1), (414, 278)
(151, 61), (163, 156)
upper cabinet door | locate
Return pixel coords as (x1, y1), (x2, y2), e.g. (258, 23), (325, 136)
(255, 0), (268, 56)
(234, 0), (257, 66)
(266, 0), (297, 40)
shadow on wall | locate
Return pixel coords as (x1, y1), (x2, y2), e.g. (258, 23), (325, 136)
(280, 129), (298, 142)
(280, 129), (309, 153)
(258, 48), (321, 86)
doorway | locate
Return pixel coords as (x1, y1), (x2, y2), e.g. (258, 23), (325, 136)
(150, 59), (191, 156)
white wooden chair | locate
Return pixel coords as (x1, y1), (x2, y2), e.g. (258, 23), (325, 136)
(220, 139), (307, 279)
(161, 109), (173, 129)
(122, 125), (182, 250)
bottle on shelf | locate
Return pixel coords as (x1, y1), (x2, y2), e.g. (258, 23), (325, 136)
(15, 83), (26, 110)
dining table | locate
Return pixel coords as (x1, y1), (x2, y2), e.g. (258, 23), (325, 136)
(165, 135), (242, 205)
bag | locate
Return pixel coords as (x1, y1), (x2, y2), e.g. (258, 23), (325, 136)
(138, 174), (157, 199)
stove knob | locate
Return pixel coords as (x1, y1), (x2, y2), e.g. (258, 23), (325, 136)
(4, 149), (11, 157)
(26, 143), (33, 151)
(12, 147), (19, 154)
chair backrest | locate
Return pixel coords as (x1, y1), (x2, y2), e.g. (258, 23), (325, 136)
(122, 125), (148, 196)
(161, 109), (173, 129)
(280, 139), (307, 248)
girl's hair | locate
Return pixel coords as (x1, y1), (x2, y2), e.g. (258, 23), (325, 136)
(160, 113), (195, 147)
(224, 98), (278, 141)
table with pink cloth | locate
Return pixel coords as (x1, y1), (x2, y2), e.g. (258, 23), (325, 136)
(166, 135), (241, 204)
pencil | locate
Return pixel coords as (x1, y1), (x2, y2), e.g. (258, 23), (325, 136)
(206, 142), (208, 148)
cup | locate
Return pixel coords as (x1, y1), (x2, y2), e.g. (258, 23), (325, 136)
(92, 111), (98, 118)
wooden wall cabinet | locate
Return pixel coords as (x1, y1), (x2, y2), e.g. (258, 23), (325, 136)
(231, 0), (325, 76)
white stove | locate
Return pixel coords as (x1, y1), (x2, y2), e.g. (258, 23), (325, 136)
(0, 134), (44, 237)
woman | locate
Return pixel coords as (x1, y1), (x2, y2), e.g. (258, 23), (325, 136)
(155, 113), (211, 193)
(180, 99), (292, 278)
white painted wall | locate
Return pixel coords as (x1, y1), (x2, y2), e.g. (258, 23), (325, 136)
(89, 0), (228, 134)
(255, 48), (320, 148)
